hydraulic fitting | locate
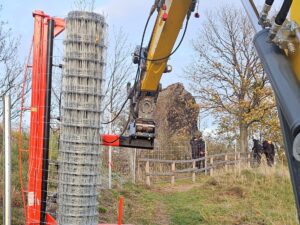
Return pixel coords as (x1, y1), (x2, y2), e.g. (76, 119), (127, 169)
(268, 22), (282, 41)
(258, 3), (272, 27)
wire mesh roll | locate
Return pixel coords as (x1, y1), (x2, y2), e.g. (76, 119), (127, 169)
(58, 11), (107, 225)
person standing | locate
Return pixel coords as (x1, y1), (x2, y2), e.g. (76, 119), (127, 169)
(197, 133), (206, 169)
(190, 136), (198, 160)
(252, 139), (263, 166)
(190, 132), (205, 169)
(263, 140), (275, 167)
(268, 140), (275, 166)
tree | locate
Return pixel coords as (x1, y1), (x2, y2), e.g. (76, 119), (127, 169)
(185, 6), (279, 152)
(73, 0), (96, 12)
(0, 7), (24, 119)
(101, 28), (134, 133)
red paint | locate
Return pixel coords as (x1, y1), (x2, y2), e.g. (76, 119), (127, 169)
(118, 197), (124, 225)
(162, 12), (168, 21)
(101, 134), (120, 147)
(45, 213), (57, 225)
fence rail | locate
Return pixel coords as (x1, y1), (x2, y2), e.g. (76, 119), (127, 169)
(138, 152), (251, 186)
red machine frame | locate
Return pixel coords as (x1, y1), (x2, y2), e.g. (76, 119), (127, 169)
(26, 10), (64, 225)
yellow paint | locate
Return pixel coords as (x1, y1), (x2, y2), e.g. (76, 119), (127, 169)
(141, 0), (193, 91)
(290, 0), (300, 81)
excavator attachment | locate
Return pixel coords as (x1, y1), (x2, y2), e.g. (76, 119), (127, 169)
(101, 134), (154, 149)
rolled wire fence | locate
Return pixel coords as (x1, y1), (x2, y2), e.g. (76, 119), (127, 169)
(57, 11), (107, 225)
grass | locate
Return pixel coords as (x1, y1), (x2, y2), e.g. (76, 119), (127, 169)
(98, 165), (298, 225)
(1, 150), (298, 225)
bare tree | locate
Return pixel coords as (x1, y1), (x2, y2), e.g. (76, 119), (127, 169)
(0, 8), (25, 119)
(102, 28), (134, 133)
(185, 6), (278, 152)
(73, 0), (96, 12)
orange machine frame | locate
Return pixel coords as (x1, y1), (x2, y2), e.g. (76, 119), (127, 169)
(26, 10), (64, 225)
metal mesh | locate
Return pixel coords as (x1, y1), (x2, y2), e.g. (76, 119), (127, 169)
(58, 11), (107, 225)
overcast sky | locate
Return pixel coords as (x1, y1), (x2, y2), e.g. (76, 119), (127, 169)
(1, 0), (283, 131)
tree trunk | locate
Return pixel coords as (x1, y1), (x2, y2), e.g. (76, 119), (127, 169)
(239, 123), (248, 153)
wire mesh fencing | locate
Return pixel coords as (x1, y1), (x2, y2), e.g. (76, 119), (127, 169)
(57, 11), (107, 225)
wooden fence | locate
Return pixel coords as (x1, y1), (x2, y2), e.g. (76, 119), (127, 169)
(137, 152), (252, 186)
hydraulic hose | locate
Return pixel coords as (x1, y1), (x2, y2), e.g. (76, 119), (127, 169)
(275, 0), (293, 25)
(269, 0), (293, 40)
(265, 0), (275, 6)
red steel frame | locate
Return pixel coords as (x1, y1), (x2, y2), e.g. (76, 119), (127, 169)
(25, 10), (130, 225)
(26, 10), (64, 225)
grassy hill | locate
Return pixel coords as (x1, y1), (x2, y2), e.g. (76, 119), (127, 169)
(1, 151), (298, 225)
(99, 166), (298, 225)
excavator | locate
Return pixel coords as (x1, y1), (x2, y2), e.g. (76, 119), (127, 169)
(19, 0), (300, 224)
(101, 0), (300, 222)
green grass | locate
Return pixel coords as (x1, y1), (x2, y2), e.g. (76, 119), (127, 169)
(1, 147), (298, 225)
(98, 166), (298, 225)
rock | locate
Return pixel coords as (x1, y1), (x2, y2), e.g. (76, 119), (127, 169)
(153, 83), (200, 147)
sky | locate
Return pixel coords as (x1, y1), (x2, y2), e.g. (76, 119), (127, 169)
(1, 0), (283, 131)
(1, 0), (278, 86)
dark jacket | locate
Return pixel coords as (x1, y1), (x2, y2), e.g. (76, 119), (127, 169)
(253, 139), (263, 154)
(263, 141), (274, 155)
(191, 138), (205, 158)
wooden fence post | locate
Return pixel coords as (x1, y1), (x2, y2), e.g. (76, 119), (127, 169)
(205, 142), (208, 175)
(238, 152), (241, 175)
(234, 151), (237, 174)
(192, 160), (196, 182)
(248, 153), (251, 167)
(224, 154), (228, 172)
(171, 162), (176, 185)
(209, 157), (214, 176)
(145, 161), (150, 186)
(137, 161), (140, 183)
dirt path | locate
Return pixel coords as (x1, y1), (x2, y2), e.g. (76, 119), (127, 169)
(154, 183), (203, 193)
(154, 201), (171, 225)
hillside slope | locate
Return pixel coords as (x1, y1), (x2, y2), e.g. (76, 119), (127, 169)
(99, 166), (297, 225)
(1, 166), (297, 225)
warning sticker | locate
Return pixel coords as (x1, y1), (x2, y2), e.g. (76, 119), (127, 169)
(28, 192), (35, 206)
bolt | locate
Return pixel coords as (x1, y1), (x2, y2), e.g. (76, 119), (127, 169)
(288, 42), (296, 55)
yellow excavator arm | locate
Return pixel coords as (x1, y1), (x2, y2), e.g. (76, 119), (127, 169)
(141, 0), (193, 91)
(290, 0), (300, 80)
(126, 0), (196, 147)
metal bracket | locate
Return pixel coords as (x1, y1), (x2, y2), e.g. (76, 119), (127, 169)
(272, 20), (300, 54)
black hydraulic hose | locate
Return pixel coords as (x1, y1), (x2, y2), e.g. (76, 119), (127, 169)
(275, 0), (293, 25)
(102, 114), (131, 144)
(249, 0), (260, 18)
(265, 0), (275, 6)
(268, 0), (293, 40)
(140, 17), (190, 62)
(101, 9), (154, 126)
